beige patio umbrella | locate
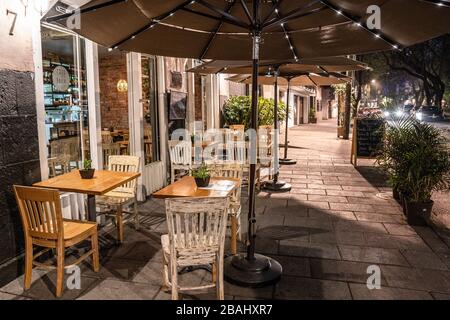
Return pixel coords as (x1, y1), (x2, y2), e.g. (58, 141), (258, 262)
(189, 56), (369, 75)
(225, 72), (350, 191)
(47, 0), (450, 288)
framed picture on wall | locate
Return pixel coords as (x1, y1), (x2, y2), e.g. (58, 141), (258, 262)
(168, 91), (187, 120)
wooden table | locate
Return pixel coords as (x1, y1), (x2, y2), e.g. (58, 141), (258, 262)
(34, 170), (140, 221)
(153, 176), (239, 199)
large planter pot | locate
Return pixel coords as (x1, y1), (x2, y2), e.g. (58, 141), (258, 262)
(404, 200), (433, 226)
(393, 187), (400, 203)
(309, 118), (318, 124)
(194, 176), (210, 188)
(79, 169), (95, 179)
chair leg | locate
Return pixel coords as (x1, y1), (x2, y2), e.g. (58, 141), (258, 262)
(116, 205), (124, 243)
(24, 240), (33, 290)
(162, 253), (170, 292)
(170, 260), (178, 300)
(212, 262), (217, 283)
(133, 198), (140, 230)
(216, 255), (224, 300)
(55, 242), (65, 298)
(91, 233), (100, 272)
(171, 167), (175, 184)
(230, 214), (237, 255)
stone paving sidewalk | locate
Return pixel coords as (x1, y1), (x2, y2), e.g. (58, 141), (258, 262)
(1, 119), (450, 300)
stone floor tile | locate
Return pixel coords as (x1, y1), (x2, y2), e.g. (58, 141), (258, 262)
(78, 278), (160, 300)
(400, 250), (448, 271)
(413, 226), (450, 253)
(326, 190), (366, 197)
(349, 283), (433, 300)
(307, 184), (342, 191)
(338, 245), (409, 266)
(279, 242), (341, 260)
(342, 186), (379, 192)
(383, 223), (417, 236)
(309, 258), (388, 285)
(329, 203), (375, 212)
(381, 265), (450, 293)
(333, 220), (388, 234)
(355, 212), (405, 224)
(308, 195), (348, 203)
(266, 205), (308, 217)
(347, 196), (394, 205)
(274, 276), (351, 300)
(290, 188), (326, 195)
(335, 231), (366, 246)
(284, 216), (333, 230)
(431, 292), (450, 300)
(308, 209), (357, 221)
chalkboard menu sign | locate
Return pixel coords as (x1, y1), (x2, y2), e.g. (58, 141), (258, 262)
(351, 118), (385, 166)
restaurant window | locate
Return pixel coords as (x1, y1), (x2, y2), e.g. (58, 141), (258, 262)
(98, 46), (130, 168)
(141, 55), (160, 164)
(41, 25), (89, 177)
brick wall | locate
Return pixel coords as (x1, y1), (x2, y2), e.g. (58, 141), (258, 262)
(99, 53), (129, 130)
(0, 68), (41, 280)
(194, 74), (203, 121)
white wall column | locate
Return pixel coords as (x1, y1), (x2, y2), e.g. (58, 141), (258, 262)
(127, 52), (145, 201)
(85, 40), (102, 170)
(156, 56), (168, 180)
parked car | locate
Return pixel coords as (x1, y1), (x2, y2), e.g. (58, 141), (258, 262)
(415, 106), (441, 121)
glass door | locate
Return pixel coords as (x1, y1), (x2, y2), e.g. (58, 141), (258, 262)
(41, 25), (89, 177)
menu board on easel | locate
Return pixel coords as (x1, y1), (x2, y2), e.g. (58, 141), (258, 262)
(351, 118), (385, 166)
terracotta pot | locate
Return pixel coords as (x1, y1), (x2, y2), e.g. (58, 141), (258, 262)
(79, 169), (95, 179)
(194, 176), (210, 188)
(405, 200), (433, 226)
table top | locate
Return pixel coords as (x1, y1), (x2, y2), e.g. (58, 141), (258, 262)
(34, 170), (140, 196)
(152, 176), (240, 199)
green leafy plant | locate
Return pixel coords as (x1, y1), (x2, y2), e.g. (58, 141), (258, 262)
(309, 105), (317, 119)
(83, 159), (92, 170)
(191, 163), (210, 179)
(222, 95), (286, 130)
(377, 116), (450, 203)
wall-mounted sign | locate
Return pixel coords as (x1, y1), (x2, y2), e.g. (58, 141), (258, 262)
(117, 79), (128, 92)
(52, 66), (70, 92)
(170, 71), (183, 89)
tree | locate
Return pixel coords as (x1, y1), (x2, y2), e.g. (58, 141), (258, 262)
(382, 35), (450, 109)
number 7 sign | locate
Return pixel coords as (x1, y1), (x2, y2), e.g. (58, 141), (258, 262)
(6, 9), (17, 36)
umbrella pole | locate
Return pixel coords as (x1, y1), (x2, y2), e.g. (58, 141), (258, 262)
(263, 75), (291, 192)
(279, 79), (297, 165)
(224, 23), (281, 287)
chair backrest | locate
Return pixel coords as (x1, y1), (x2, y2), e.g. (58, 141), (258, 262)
(209, 163), (243, 180)
(234, 141), (248, 165)
(14, 186), (63, 240)
(101, 131), (113, 144)
(165, 197), (229, 254)
(103, 143), (121, 168)
(168, 140), (192, 166)
(108, 155), (140, 193)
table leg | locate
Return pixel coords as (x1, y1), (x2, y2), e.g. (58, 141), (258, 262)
(87, 194), (96, 222)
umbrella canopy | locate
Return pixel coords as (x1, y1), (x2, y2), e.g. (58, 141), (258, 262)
(48, 0), (450, 60)
(226, 73), (351, 86)
(188, 57), (369, 74)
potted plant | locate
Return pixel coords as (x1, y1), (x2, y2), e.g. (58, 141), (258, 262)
(309, 106), (317, 124)
(377, 117), (450, 225)
(191, 163), (210, 187)
(399, 122), (450, 225)
(79, 159), (95, 179)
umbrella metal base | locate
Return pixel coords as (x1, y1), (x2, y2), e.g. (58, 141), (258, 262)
(224, 253), (282, 287)
(279, 158), (297, 165)
(263, 180), (291, 192)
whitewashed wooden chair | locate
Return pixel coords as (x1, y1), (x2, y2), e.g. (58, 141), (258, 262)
(209, 163), (243, 255)
(168, 140), (192, 183)
(258, 126), (275, 185)
(161, 197), (229, 300)
(96, 155), (140, 243)
(102, 143), (121, 169)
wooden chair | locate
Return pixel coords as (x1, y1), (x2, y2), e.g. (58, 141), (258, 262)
(102, 143), (121, 169)
(13, 185), (99, 298)
(96, 155), (140, 243)
(209, 163), (243, 255)
(168, 140), (192, 183)
(161, 197), (229, 300)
